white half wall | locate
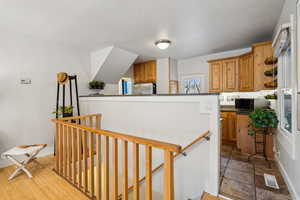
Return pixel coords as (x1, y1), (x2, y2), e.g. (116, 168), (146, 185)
(177, 48), (251, 93)
(80, 95), (220, 199)
(0, 30), (90, 167)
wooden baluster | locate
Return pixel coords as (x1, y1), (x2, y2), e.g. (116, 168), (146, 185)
(104, 136), (109, 200)
(72, 127), (76, 185)
(89, 116), (94, 129)
(59, 124), (64, 175)
(122, 141), (128, 200)
(63, 125), (68, 177)
(68, 124), (72, 180)
(89, 132), (95, 197)
(82, 119), (88, 192)
(96, 134), (102, 200)
(164, 151), (174, 200)
(95, 115), (102, 200)
(112, 138), (118, 200)
(96, 115), (101, 130)
(145, 146), (152, 200)
(77, 127), (82, 188)
(133, 143), (140, 200)
(55, 123), (59, 172)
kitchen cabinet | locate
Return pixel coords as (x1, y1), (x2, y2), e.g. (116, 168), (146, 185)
(209, 61), (223, 92)
(236, 114), (255, 154)
(236, 114), (274, 158)
(134, 60), (156, 84)
(209, 58), (238, 92)
(208, 41), (274, 92)
(222, 59), (239, 92)
(239, 53), (254, 91)
(221, 112), (237, 142)
(252, 42), (274, 91)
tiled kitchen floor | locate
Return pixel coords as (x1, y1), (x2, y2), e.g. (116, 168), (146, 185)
(220, 143), (292, 200)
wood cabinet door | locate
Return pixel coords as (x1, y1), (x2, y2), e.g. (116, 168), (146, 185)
(220, 112), (229, 141)
(134, 63), (146, 83)
(133, 63), (140, 83)
(144, 60), (156, 83)
(209, 61), (223, 92)
(222, 59), (238, 92)
(227, 112), (237, 141)
(236, 114), (255, 154)
(239, 53), (254, 91)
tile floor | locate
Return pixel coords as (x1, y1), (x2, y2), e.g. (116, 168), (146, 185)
(220, 143), (292, 200)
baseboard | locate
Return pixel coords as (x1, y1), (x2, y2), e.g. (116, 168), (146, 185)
(275, 155), (300, 200)
(0, 146), (54, 168)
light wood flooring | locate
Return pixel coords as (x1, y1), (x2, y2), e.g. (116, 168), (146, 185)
(1, 155), (225, 200)
(0, 155), (90, 200)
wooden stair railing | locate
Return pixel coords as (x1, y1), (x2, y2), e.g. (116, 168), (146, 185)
(52, 114), (181, 200)
(119, 131), (210, 199)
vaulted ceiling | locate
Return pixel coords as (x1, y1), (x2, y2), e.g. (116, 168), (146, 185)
(0, 0), (284, 60)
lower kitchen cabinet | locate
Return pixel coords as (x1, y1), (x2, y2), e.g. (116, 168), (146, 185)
(236, 114), (274, 158)
(221, 112), (237, 142)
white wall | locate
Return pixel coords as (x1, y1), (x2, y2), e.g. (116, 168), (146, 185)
(80, 95), (220, 199)
(273, 0), (297, 37)
(0, 31), (90, 167)
(273, 1), (300, 199)
(156, 58), (170, 94)
(177, 48), (251, 93)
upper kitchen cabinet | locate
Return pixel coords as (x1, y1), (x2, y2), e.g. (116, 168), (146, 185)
(209, 58), (238, 92)
(208, 41), (274, 93)
(252, 41), (274, 90)
(239, 53), (254, 91)
(209, 61), (223, 92)
(222, 58), (239, 92)
(134, 60), (156, 84)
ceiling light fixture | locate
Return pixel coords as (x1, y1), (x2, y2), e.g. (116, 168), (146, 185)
(155, 39), (171, 50)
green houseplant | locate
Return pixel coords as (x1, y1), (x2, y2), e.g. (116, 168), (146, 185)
(53, 106), (74, 118)
(248, 108), (279, 136)
(89, 81), (105, 90)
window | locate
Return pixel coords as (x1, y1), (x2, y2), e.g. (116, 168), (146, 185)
(279, 47), (293, 134)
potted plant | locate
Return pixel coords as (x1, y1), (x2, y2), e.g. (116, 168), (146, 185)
(89, 81), (105, 90)
(248, 108), (279, 136)
(248, 108), (279, 159)
(53, 106), (74, 118)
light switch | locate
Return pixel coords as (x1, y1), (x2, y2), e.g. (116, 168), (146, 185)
(20, 78), (32, 84)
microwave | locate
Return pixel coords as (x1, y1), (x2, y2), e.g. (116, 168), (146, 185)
(235, 98), (267, 111)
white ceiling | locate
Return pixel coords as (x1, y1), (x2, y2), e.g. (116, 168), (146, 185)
(0, 0), (284, 61)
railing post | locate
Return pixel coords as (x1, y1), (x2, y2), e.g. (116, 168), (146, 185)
(164, 151), (174, 200)
(145, 146), (152, 200)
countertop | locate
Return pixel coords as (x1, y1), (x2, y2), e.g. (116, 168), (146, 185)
(80, 93), (219, 97)
(220, 106), (252, 115)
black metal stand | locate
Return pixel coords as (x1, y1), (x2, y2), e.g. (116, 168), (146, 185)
(248, 128), (271, 167)
(55, 75), (80, 119)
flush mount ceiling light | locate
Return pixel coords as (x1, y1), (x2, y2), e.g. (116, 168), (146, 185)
(155, 39), (171, 50)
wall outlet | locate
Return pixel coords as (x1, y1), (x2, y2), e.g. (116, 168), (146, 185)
(20, 78), (32, 84)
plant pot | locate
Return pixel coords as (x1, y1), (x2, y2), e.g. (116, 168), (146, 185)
(63, 113), (73, 118)
(267, 99), (277, 110)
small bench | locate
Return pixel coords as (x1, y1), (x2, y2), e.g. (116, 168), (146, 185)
(1, 144), (47, 180)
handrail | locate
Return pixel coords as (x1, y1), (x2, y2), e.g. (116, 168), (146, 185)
(53, 114), (180, 199)
(57, 113), (101, 121)
(119, 131), (210, 197)
(52, 119), (181, 153)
